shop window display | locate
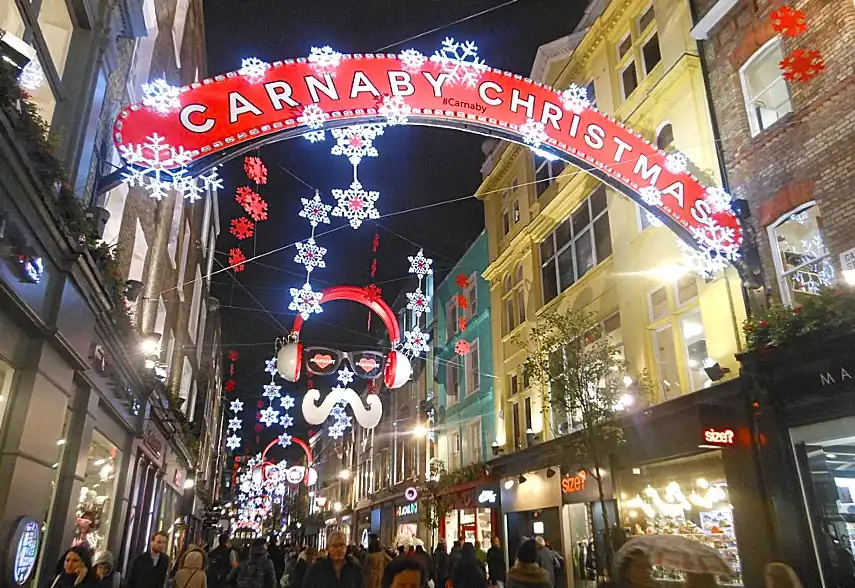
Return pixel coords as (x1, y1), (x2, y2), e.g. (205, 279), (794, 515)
(73, 431), (122, 551)
(444, 509), (493, 546)
(617, 452), (742, 586)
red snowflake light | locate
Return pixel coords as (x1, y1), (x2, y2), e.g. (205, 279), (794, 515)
(456, 295), (469, 309)
(255, 424), (263, 433)
(230, 217), (255, 240)
(780, 49), (825, 82)
(257, 400), (265, 409)
(244, 156), (268, 184)
(241, 192), (269, 221)
(228, 349), (240, 362)
(458, 317), (467, 332)
(770, 5), (807, 37)
(454, 340), (471, 355)
(235, 186), (258, 207)
(455, 274), (469, 288)
(365, 284), (383, 299)
(228, 248), (247, 272)
(224, 380), (236, 393)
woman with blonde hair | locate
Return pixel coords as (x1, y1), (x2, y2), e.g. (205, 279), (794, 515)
(764, 563), (803, 588)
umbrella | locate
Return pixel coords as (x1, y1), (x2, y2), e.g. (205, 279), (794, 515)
(615, 535), (732, 575)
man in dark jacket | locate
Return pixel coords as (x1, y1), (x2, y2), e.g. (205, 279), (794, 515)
(127, 532), (170, 588)
(302, 531), (364, 588)
(229, 538), (276, 588)
(207, 534), (236, 588)
(448, 541), (462, 576)
(487, 536), (507, 587)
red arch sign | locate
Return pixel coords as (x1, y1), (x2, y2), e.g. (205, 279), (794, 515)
(112, 54), (742, 254)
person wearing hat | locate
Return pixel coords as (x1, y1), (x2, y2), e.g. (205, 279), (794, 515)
(506, 541), (550, 588)
(46, 546), (97, 588)
(173, 547), (207, 588)
(93, 551), (122, 588)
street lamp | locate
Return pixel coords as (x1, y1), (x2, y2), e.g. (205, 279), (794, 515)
(339, 469), (351, 480)
(412, 425), (427, 438)
(333, 502), (342, 513)
(183, 478), (195, 490)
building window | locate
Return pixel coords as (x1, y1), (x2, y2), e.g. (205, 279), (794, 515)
(511, 402), (521, 450)
(503, 265), (526, 334)
(464, 272), (477, 318)
(641, 33), (661, 75)
(586, 80), (597, 108)
(681, 310), (709, 392)
(535, 155), (566, 198)
(446, 358), (460, 406)
(676, 274), (699, 306)
(72, 430), (122, 551)
(768, 203), (833, 305)
(448, 431), (461, 471)
(740, 38), (793, 136)
(465, 340), (480, 396)
(621, 63), (638, 99)
(37, 0), (74, 79)
(446, 299), (458, 342)
(655, 123), (674, 150)
(540, 186), (612, 303)
(508, 373), (520, 399)
(464, 420), (481, 465)
(524, 396), (532, 431)
(189, 266), (202, 343)
(638, 3), (656, 32)
(0, 359), (13, 436)
(617, 4), (659, 101)
(179, 357), (193, 415)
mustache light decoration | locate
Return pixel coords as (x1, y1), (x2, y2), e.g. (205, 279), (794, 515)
(302, 386), (383, 429)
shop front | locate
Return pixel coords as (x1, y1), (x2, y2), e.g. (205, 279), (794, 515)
(72, 431), (124, 551)
(355, 509), (373, 547)
(394, 500), (420, 546)
(500, 468), (563, 571)
(441, 481), (501, 549)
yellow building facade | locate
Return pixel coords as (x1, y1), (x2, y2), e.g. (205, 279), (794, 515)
(479, 0), (747, 451)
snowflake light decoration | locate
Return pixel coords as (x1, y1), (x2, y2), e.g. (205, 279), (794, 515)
(277, 433), (293, 448)
(704, 187), (732, 214)
(304, 130), (326, 143)
(120, 134), (192, 200)
(677, 239), (729, 280)
(645, 211), (664, 228)
(780, 49), (825, 83)
(665, 152), (689, 174)
(18, 58), (44, 91)
(238, 57), (270, 83)
(639, 186), (663, 207)
(289, 283), (324, 320)
(230, 217), (255, 240)
(308, 46), (343, 72)
(280, 395), (295, 410)
(224, 380), (236, 393)
(241, 192), (269, 221)
(300, 192), (332, 227)
(406, 288), (430, 318)
(235, 186), (257, 207)
(228, 417), (242, 430)
(244, 157), (268, 185)
(294, 238), (327, 273)
(228, 248), (247, 272)
(226, 435), (242, 450)
(520, 118), (549, 150)
(330, 125), (385, 166)
(559, 83), (591, 114)
(230, 399), (244, 412)
(297, 104), (328, 130)
(408, 249), (433, 278)
(263, 382), (282, 400)
(403, 326), (431, 357)
(142, 79), (181, 114)
(279, 413), (295, 429)
(265, 358), (277, 375)
(331, 180), (380, 229)
(454, 340), (471, 355)
(430, 37), (487, 88)
(691, 223), (740, 260)
(337, 367), (355, 386)
(398, 49), (427, 71)
(259, 406), (280, 427)
(455, 274), (469, 288)
(378, 95), (411, 126)
(771, 5), (807, 37)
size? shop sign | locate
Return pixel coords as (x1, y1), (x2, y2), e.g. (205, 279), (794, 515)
(702, 428), (735, 446)
(112, 55), (741, 252)
(562, 471), (588, 494)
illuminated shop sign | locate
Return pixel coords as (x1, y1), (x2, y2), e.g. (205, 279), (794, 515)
(562, 471), (588, 494)
(478, 490), (497, 504)
(702, 428), (735, 446)
(396, 503), (418, 517)
(405, 487), (418, 501)
(5, 516), (41, 586)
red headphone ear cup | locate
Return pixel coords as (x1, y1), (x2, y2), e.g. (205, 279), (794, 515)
(277, 343), (303, 382)
(385, 350), (411, 389)
(384, 350), (398, 388)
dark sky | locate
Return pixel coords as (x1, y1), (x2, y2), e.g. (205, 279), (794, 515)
(203, 0), (586, 459)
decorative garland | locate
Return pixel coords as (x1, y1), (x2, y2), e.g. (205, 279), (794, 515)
(771, 5), (825, 83)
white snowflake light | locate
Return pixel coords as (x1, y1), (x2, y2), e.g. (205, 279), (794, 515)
(18, 58), (44, 91)
(406, 288), (430, 318)
(430, 37), (487, 88)
(300, 191), (332, 227)
(279, 413), (294, 429)
(142, 79), (181, 114)
(119, 134), (210, 201)
(559, 83), (591, 114)
(330, 125), (385, 166)
(259, 406), (280, 427)
(294, 238), (327, 273)
(665, 151), (689, 174)
(403, 326), (431, 357)
(308, 46), (343, 72)
(408, 249), (433, 277)
(289, 283), (324, 320)
(230, 399), (244, 413)
(226, 435), (242, 450)
(645, 211), (664, 228)
(304, 130), (326, 143)
(238, 57), (270, 83)
(263, 383), (282, 400)
(277, 433), (293, 448)
(398, 49), (427, 71)
(691, 223), (740, 260)
(280, 395), (295, 410)
(520, 118), (549, 150)
(331, 180), (380, 229)
(377, 95), (411, 126)
(228, 417), (242, 431)
(705, 187), (733, 214)
(639, 186), (663, 207)
(265, 358), (278, 376)
(297, 104), (328, 130)
(337, 367), (355, 386)
(677, 238), (730, 280)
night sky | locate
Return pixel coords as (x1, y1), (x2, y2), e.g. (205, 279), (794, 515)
(203, 0), (586, 459)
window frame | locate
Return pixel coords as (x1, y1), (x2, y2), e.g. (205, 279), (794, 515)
(502, 264), (526, 335)
(465, 339), (480, 397)
(445, 298), (459, 342)
(767, 201), (831, 306)
(640, 30), (662, 77)
(534, 155), (566, 198)
(446, 357), (460, 407)
(739, 36), (793, 137)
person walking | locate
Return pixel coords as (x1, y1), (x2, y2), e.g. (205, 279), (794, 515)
(207, 534), (237, 588)
(474, 543), (487, 569)
(486, 537), (506, 588)
(505, 540), (549, 588)
(533, 539), (555, 588)
(381, 558), (427, 588)
(228, 539), (276, 588)
(46, 547), (97, 588)
(93, 551), (122, 588)
(127, 532), (170, 588)
(413, 546), (432, 582)
(451, 544), (485, 588)
(268, 539), (285, 583)
(364, 535), (392, 588)
(301, 530), (364, 588)
(174, 548), (207, 588)
(288, 547), (316, 588)
(448, 542), (462, 578)
(432, 543), (449, 588)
